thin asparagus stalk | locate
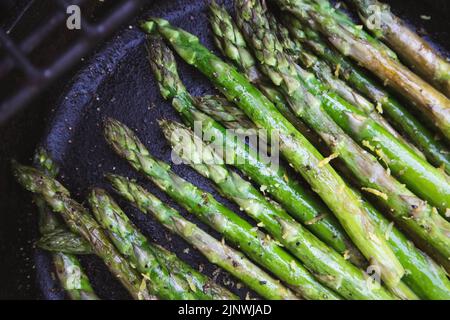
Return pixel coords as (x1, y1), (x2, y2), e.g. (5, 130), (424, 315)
(161, 120), (404, 299)
(360, 195), (450, 300)
(277, 0), (450, 140)
(285, 17), (450, 175)
(33, 148), (98, 300)
(350, 0), (450, 97)
(200, 98), (450, 299)
(233, 0), (403, 289)
(104, 118), (359, 300)
(146, 28), (365, 266)
(36, 229), (93, 255)
(108, 175), (303, 300)
(267, 9), (450, 218)
(89, 188), (237, 300)
(13, 163), (155, 300)
(52, 253), (98, 300)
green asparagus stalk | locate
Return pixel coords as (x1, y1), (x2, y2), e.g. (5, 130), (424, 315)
(89, 188), (237, 300)
(277, 0), (450, 140)
(36, 229), (93, 255)
(107, 175), (302, 300)
(265, 7), (450, 218)
(350, 0), (450, 97)
(104, 117), (359, 300)
(52, 253), (98, 300)
(13, 163), (155, 300)
(196, 95), (255, 131)
(196, 97), (450, 299)
(161, 119), (403, 299)
(211, 3), (423, 162)
(233, 0), (404, 288)
(33, 148), (98, 300)
(285, 17), (450, 174)
(145, 29), (364, 266)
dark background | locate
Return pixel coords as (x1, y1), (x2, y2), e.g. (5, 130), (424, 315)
(0, 0), (449, 299)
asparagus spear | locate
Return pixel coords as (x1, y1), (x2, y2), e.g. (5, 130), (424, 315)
(13, 163), (155, 300)
(37, 229), (93, 255)
(161, 119), (403, 299)
(350, 0), (450, 97)
(33, 148), (98, 300)
(277, 0), (450, 140)
(146, 29), (364, 266)
(265, 8), (450, 218)
(89, 188), (237, 300)
(104, 118), (362, 300)
(107, 175), (302, 300)
(198, 97), (450, 299)
(51, 253), (98, 300)
(285, 17), (450, 175)
(232, 0), (404, 288)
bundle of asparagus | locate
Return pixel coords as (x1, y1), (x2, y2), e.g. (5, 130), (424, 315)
(13, 0), (450, 300)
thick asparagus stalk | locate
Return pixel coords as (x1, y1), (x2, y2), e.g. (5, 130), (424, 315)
(232, 0), (404, 288)
(89, 188), (237, 300)
(161, 120), (404, 299)
(350, 0), (450, 97)
(277, 0), (450, 140)
(33, 148), (98, 300)
(360, 196), (450, 300)
(197, 97), (450, 299)
(104, 118), (362, 300)
(13, 163), (155, 300)
(146, 29), (364, 266)
(266, 8), (450, 218)
(108, 175), (303, 300)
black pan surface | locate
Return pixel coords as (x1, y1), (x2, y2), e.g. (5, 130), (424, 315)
(32, 0), (450, 299)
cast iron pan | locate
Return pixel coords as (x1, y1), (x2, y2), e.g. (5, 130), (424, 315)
(34, 0), (450, 299)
